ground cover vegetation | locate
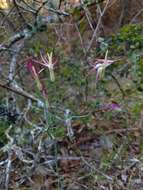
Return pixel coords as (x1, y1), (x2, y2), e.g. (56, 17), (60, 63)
(1, 0), (143, 189)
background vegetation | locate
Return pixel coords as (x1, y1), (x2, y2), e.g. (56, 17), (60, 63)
(1, 0), (143, 189)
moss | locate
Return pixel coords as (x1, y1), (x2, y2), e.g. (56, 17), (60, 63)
(131, 102), (143, 118)
(109, 24), (143, 56)
(118, 24), (142, 40)
(48, 126), (65, 139)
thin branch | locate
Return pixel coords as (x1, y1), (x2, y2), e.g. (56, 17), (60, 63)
(111, 73), (126, 98)
(0, 9), (16, 31)
(86, 0), (110, 54)
(34, 0), (49, 17)
(105, 127), (142, 134)
(15, 0), (36, 14)
(0, 31), (25, 52)
(80, 0), (94, 31)
(5, 151), (12, 190)
(8, 42), (24, 83)
(13, 0), (30, 27)
(130, 8), (143, 23)
(0, 81), (39, 102)
(74, 23), (86, 54)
